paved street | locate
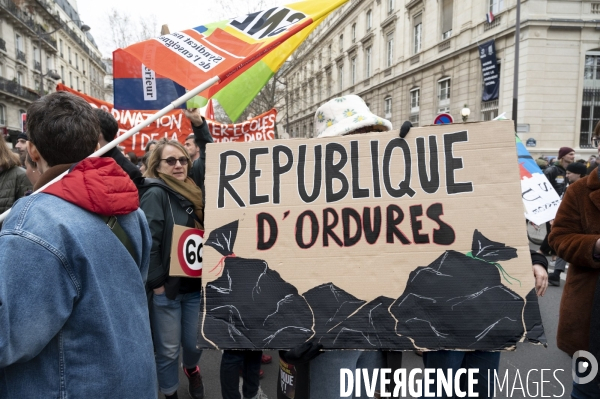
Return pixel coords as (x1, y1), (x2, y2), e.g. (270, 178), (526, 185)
(166, 245), (572, 399)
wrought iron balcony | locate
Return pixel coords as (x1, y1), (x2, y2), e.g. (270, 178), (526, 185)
(0, 76), (39, 102)
(0, 0), (57, 49)
(59, 20), (106, 72)
(16, 50), (26, 63)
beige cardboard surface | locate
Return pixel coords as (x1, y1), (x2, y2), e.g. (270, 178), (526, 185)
(169, 224), (204, 278)
(202, 120), (531, 299)
(199, 120), (538, 350)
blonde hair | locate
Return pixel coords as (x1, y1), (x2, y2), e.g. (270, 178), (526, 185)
(143, 138), (192, 178)
(0, 134), (20, 170)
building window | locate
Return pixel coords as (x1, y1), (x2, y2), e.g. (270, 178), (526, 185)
(302, 88), (306, 109)
(19, 110), (25, 131)
(388, 0), (395, 14)
(365, 47), (372, 78)
(68, 47), (72, 64)
(410, 88), (420, 114)
(582, 52), (600, 148)
(441, 0), (453, 40)
(309, 121), (314, 138)
(328, 44), (332, 61)
(338, 65), (344, 92)
(76, 76), (80, 90)
(410, 113), (420, 126)
(303, 124), (307, 137)
(75, 53), (79, 69)
(15, 34), (22, 52)
(61, 66), (65, 82)
(384, 96), (392, 119)
(318, 53), (322, 69)
(489, 0), (504, 15)
(317, 79), (322, 102)
(59, 39), (63, 57)
(339, 34), (344, 52)
(386, 32), (394, 68)
(69, 71), (73, 87)
(366, 10), (372, 31)
(481, 99), (499, 121)
(413, 14), (422, 54)
(327, 70), (332, 97)
(351, 24), (356, 42)
(0, 104), (6, 125)
(16, 71), (23, 86)
(83, 81), (86, 94)
(438, 78), (451, 106)
(351, 57), (356, 85)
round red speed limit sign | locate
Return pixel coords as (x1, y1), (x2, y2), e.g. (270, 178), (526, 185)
(176, 228), (204, 277)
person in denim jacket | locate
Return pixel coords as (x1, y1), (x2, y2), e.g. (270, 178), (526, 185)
(0, 92), (156, 398)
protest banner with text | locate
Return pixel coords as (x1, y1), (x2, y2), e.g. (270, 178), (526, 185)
(58, 84), (275, 156)
(58, 84), (193, 156)
(199, 120), (543, 351)
(207, 109), (277, 143)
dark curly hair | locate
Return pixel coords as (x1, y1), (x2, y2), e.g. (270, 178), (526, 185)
(27, 92), (100, 167)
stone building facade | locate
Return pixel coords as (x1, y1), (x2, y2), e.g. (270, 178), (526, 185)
(0, 0), (105, 141)
(281, 0), (599, 156)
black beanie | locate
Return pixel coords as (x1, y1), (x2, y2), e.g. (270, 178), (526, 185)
(17, 132), (27, 141)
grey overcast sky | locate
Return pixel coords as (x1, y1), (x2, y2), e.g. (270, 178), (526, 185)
(76, 0), (288, 57)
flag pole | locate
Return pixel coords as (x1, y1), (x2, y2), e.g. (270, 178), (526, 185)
(0, 75), (220, 223)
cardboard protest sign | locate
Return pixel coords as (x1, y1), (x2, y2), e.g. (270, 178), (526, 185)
(169, 224), (204, 277)
(57, 84), (193, 157)
(207, 109), (277, 143)
(200, 120), (543, 351)
(516, 137), (561, 225)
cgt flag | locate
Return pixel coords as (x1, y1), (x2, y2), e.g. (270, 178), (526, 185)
(117, 0), (349, 122)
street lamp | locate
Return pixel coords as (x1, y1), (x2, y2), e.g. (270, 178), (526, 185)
(461, 104), (471, 122)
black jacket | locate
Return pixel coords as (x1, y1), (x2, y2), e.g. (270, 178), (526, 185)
(139, 180), (202, 299)
(102, 147), (142, 184)
(530, 250), (548, 271)
(189, 118), (214, 194)
(543, 164), (567, 197)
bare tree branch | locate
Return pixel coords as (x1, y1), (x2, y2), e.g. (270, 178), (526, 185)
(105, 9), (160, 50)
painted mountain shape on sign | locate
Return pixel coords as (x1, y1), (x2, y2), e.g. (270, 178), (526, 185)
(200, 221), (539, 351)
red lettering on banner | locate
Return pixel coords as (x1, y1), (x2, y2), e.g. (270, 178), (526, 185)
(57, 84), (278, 152)
(208, 109), (277, 143)
(56, 83), (193, 157)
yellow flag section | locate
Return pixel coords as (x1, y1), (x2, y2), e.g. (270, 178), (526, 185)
(199, 121), (541, 351)
(207, 12), (331, 121)
(121, 0), (349, 122)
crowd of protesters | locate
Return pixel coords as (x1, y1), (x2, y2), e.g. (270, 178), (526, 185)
(0, 91), (597, 399)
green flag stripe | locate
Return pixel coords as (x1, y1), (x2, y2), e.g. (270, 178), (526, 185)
(214, 60), (274, 122)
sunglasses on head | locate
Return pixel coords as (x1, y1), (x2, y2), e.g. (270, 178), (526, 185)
(161, 157), (188, 166)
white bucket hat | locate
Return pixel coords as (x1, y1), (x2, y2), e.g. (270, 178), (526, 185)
(314, 95), (393, 138)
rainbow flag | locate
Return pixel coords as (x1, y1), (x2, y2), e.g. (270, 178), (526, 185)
(117, 0), (348, 122)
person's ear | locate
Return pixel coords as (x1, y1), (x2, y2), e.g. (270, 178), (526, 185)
(26, 141), (41, 163)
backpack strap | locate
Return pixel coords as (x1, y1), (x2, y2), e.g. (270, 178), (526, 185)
(102, 215), (136, 260)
